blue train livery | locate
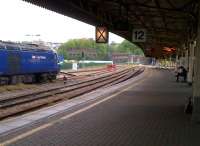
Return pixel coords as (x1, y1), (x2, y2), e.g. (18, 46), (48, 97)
(0, 41), (60, 84)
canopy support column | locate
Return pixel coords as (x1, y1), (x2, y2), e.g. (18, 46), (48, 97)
(192, 8), (200, 122)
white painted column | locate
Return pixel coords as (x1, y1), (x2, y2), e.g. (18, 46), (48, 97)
(179, 45), (188, 68)
(185, 49), (189, 70)
(175, 50), (180, 68)
(187, 42), (195, 84)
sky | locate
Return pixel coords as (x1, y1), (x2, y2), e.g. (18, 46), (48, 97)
(0, 0), (124, 43)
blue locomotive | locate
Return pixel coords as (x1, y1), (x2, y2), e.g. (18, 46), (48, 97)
(0, 41), (60, 85)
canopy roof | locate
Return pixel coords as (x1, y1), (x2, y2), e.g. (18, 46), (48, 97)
(24, 0), (199, 57)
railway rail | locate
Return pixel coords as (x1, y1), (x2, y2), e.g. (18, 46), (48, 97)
(0, 67), (144, 120)
(58, 67), (115, 80)
(59, 65), (119, 79)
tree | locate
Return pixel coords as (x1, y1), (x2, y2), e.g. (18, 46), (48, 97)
(57, 38), (144, 60)
(115, 40), (143, 55)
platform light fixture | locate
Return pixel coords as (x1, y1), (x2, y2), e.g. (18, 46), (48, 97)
(162, 47), (176, 56)
(95, 26), (108, 43)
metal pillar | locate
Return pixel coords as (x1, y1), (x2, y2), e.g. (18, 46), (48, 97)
(187, 42), (195, 85)
(175, 48), (181, 68)
(192, 9), (200, 122)
(179, 45), (188, 68)
(185, 49), (189, 70)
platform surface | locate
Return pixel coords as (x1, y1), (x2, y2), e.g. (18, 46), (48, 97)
(1, 68), (199, 146)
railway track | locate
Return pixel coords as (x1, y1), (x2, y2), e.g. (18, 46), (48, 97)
(59, 72), (77, 77)
(58, 68), (110, 80)
(59, 66), (118, 79)
(0, 67), (144, 120)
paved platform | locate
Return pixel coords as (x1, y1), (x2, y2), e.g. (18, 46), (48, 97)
(0, 68), (199, 146)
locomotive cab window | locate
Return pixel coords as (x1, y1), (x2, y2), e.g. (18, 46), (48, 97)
(6, 45), (20, 50)
(0, 44), (5, 49)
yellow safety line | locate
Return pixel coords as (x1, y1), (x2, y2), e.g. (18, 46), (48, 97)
(0, 123), (53, 146)
(0, 68), (151, 146)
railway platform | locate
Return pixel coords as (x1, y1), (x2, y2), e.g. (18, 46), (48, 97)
(0, 68), (199, 146)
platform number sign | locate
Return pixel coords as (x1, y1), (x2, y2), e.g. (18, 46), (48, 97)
(132, 29), (146, 42)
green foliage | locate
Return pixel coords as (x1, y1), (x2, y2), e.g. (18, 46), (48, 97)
(115, 40), (144, 55)
(57, 38), (144, 60)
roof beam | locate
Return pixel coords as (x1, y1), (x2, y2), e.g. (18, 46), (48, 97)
(133, 1), (196, 19)
(154, 0), (167, 29)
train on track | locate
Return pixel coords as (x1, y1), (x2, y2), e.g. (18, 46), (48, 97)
(0, 41), (60, 85)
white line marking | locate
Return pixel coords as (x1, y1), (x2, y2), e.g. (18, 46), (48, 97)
(0, 123), (52, 146)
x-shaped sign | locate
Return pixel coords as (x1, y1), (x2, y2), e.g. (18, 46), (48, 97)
(96, 26), (108, 43)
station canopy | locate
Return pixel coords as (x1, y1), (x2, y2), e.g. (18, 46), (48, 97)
(24, 0), (199, 58)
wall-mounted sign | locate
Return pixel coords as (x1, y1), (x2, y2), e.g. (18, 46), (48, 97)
(132, 29), (146, 42)
(95, 26), (108, 43)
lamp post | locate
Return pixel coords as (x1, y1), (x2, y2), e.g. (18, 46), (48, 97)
(25, 34), (41, 42)
(81, 51), (85, 68)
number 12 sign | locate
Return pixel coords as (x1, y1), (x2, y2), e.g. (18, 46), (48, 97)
(132, 29), (146, 42)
